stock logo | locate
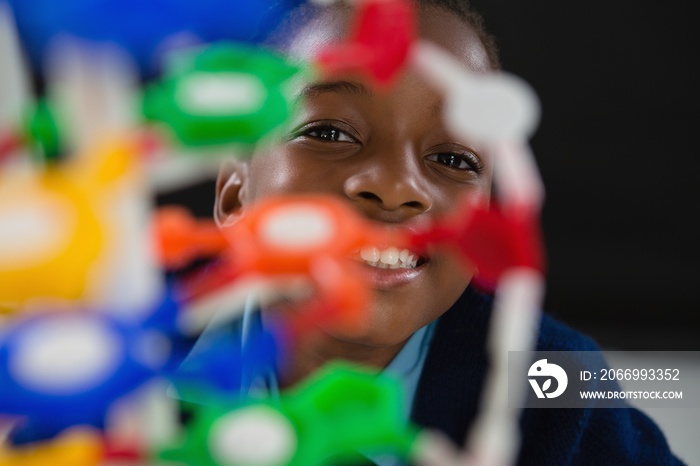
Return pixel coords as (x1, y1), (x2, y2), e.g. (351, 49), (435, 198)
(528, 359), (568, 399)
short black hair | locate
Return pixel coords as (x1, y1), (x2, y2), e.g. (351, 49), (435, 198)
(417, 0), (500, 69)
(264, 0), (501, 70)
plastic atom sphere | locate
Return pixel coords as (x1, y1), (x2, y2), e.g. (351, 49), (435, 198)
(0, 426), (104, 466)
(141, 42), (302, 148)
(161, 401), (298, 466)
(411, 40), (541, 144)
(410, 201), (545, 291)
(0, 135), (141, 309)
(222, 195), (403, 277)
(152, 205), (229, 270)
(24, 98), (63, 161)
(316, 0), (416, 88)
(171, 321), (281, 402)
(282, 362), (420, 465)
(0, 164), (104, 307)
(214, 194), (407, 333)
(0, 294), (180, 444)
(444, 71), (541, 144)
(176, 194), (408, 334)
(5, 0), (304, 78)
(161, 362), (419, 466)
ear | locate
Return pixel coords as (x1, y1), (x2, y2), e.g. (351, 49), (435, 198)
(214, 159), (249, 227)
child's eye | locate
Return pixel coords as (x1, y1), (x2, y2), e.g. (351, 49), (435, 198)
(426, 153), (481, 172)
(298, 125), (356, 143)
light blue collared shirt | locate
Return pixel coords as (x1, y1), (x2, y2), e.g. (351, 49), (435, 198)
(363, 319), (437, 466)
(179, 296), (437, 465)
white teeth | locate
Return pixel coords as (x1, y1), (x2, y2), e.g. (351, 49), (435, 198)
(359, 246), (421, 269)
(380, 247), (399, 265)
(360, 246), (380, 262)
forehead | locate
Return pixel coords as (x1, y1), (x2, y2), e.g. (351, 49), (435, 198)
(285, 4), (492, 74)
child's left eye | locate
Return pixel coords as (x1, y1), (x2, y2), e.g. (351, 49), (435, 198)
(426, 153), (475, 171)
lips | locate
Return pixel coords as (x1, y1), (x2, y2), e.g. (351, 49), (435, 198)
(353, 244), (428, 289)
(358, 245), (425, 269)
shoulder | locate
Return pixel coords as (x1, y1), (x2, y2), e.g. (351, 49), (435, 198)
(417, 287), (685, 465)
(431, 284), (602, 353)
(521, 314), (686, 465)
(536, 311), (601, 352)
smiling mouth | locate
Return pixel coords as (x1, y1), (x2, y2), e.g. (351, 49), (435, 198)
(356, 245), (427, 269)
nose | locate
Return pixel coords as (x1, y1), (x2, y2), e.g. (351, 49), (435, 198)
(343, 146), (432, 220)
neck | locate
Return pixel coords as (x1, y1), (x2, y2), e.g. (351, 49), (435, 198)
(274, 323), (408, 389)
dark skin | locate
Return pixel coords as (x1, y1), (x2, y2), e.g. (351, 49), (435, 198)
(215, 5), (495, 386)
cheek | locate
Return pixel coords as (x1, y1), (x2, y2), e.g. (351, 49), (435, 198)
(247, 148), (346, 202)
(247, 150), (301, 200)
(425, 168), (493, 216)
(430, 247), (473, 299)
(430, 186), (492, 222)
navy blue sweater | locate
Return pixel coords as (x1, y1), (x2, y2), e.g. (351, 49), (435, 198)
(411, 285), (686, 465)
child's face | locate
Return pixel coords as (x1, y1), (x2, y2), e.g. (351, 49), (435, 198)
(217, 6), (494, 347)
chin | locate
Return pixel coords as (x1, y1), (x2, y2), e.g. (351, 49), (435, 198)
(321, 305), (420, 348)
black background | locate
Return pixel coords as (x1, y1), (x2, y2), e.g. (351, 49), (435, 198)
(158, 0), (700, 350)
(467, 0), (699, 350)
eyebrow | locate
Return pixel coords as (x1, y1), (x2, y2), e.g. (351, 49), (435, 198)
(297, 79), (445, 120)
(300, 80), (372, 99)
